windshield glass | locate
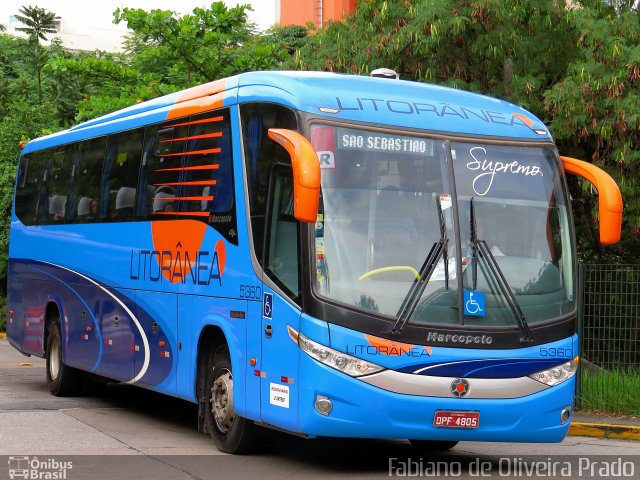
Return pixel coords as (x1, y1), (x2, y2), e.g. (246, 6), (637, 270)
(310, 125), (575, 328)
(452, 142), (575, 326)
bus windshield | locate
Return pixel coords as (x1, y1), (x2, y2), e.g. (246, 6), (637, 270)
(310, 125), (575, 329)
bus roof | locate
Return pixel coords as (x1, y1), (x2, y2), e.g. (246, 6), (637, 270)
(23, 71), (551, 154)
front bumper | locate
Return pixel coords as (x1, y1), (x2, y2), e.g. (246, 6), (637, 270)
(297, 353), (574, 442)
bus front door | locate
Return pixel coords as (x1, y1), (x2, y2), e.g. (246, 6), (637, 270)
(259, 287), (301, 432)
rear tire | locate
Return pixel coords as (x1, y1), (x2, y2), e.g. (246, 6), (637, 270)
(409, 439), (459, 451)
(204, 346), (258, 454)
(46, 319), (84, 396)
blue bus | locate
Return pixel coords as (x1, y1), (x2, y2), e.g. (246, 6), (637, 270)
(7, 71), (622, 453)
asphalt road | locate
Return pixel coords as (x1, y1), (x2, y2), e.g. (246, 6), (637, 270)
(0, 339), (638, 480)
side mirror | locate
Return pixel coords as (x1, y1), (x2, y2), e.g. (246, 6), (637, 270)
(560, 156), (623, 245)
(268, 128), (321, 223)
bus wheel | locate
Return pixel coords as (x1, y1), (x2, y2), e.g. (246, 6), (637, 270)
(46, 319), (84, 396)
(204, 346), (257, 454)
(409, 440), (459, 451)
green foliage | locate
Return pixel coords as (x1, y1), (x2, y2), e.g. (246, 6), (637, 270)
(114, 2), (285, 84)
(14, 5), (57, 42)
(15, 5), (58, 103)
(294, 0), (578, 113)
(45, 53), (177, 122)
(578, 367), (640, 415)
(544, 0), (640, 260)
(263, 24), (310, 56)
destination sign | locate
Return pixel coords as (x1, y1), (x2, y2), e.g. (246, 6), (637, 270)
(336, 128), (434, 155)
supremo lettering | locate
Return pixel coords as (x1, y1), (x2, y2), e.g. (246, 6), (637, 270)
(129, 249), (222, 286)
(466, 146), (543, 196)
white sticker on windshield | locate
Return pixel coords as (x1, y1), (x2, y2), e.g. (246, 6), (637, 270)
(431, 257), (470, 282)
(317, 151), (336, 169)
(439, 194), (452, 210)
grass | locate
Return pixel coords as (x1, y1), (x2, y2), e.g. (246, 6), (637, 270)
(578, 367), (640, 416)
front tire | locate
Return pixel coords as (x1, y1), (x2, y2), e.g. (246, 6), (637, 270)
(409, 440), (459, 451)
(204, 346), (257, 454)
(46, 319), (84, 396)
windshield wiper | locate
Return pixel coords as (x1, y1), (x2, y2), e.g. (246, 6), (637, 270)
(387, 196), (449, 337)
(469, 198), (534, 343)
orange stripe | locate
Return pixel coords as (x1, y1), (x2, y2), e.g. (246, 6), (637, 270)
(167, 92), (225, 120)
(153, 196), (213, 202)
(154, 211), (210, 217)
(512, 113), (533, 127)
(159, 148), (221, 157)
(165, 116), (223, 128)
(155, 164), (220, 172)
(175, 79), (226, 103)
(154, 180), (217, 187)
(160, 132), (222, 143)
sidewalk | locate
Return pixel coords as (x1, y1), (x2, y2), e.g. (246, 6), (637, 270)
(570, 412), (640, 441)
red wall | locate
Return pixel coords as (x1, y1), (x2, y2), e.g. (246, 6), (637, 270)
(280, 0), (356, 27)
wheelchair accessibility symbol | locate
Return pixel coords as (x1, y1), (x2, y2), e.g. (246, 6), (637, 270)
(263, 292), (273, 319)
(464, 290), (486, 317)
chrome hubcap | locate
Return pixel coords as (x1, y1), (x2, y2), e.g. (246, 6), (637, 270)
(49, 335), (61, 380)
(211, 368), (235, 433)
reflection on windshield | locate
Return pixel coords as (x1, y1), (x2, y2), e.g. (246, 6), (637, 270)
(310, 126), (575, 329)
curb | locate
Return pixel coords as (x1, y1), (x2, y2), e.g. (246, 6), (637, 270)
(0, 333), (6, 339)
(569, 422), (640, 441)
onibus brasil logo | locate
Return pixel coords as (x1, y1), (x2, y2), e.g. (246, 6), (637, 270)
(8, 456), (72, 479)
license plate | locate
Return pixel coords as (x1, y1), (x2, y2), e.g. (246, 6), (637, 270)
(433, 411), (480, 429)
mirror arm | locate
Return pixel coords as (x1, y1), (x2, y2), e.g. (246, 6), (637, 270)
(268, 128), (321, 223)
(560, 156), (623, 245)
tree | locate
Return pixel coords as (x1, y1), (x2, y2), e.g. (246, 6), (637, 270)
(544, 0), (640, 260)
(262, 24), (310, 56)
(292, 0), (578, 114)
(114, 2), (285, 85)
(14, 5), (57, 103)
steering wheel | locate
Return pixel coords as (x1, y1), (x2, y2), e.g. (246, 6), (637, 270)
(358, 266), (420, 281)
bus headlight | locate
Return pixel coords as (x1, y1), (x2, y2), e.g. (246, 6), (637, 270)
(528, 357), (578, 386)
(296, 331), (385, 377)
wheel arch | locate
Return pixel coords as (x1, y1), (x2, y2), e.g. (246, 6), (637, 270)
(195, 324), (230, 434)
(43, 298), (64, 358)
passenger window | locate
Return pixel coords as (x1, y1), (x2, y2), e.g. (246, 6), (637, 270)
(71, 138), (105, 223)
(47, 148), (72, 223)
(103, 130), (143, 221)
(182, 111), (236, 243)
(140, 109), (238, 244)
(15, 153), (46, 225)
(138, 122), (189, 218)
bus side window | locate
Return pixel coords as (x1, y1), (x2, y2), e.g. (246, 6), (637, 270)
(15, 153), (46, 225)
(265, 166), (299, 299)
(182, 110), (237, 244)
(240, 103), (298, 264)
(71, 138), (105, 223)
(47, 148), (72, 223)
(139, 121), (188, 220)
(102, 130), (144, 221)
